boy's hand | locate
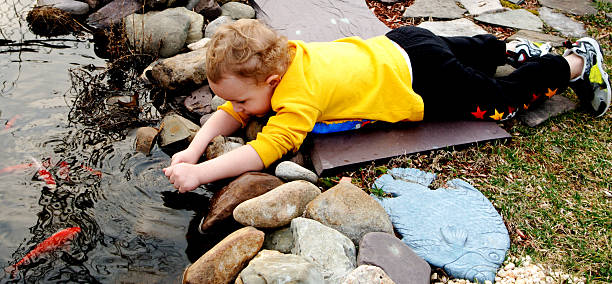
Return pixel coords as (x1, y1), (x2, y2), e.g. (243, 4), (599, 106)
(163, 163), (202, 193)
(170, 148), (200, 166)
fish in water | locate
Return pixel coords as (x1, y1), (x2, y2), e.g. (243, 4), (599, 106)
(7, 227), (81, 274)
(373, 168), (510, 283)
(0, 163), (33, 175)
(4, 114), (21, 129)
(30, 157), (56, 188)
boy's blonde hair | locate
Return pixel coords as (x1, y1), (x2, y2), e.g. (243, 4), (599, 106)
(206, 19), (292, 84)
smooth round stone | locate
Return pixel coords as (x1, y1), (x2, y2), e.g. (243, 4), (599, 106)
(38, 0), (90, 15)
(205, 15), (234, 38)
(275, 161), (318, 184)
(221, 2), (255, 19)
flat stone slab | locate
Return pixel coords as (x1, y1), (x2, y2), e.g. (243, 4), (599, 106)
(539, 0), (597, 16)
(310, 121), (510, 175)
(402, 0), (466, 20)
(458, 0), (504, 16)
(519, 95), (577, 127)
(252, 0), (390, 42)
(86, 0), (141, 28)
(507, 30), (566, 47)
(475, 9), (543, 31)
(538, 7), (586, 38)
(417, 18), (488, 37)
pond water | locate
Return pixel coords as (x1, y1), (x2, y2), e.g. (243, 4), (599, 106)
(0, 1), (228, 283)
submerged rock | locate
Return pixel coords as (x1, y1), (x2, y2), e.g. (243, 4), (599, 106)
(135, 127), (159, 155)
(236, 250), (324, 284)
(158, 114), (200, 147)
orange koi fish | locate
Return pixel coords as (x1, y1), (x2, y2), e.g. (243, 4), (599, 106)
(8, 227), (81, 273)
(81, 165), (102, 178)
(0, 163), (33, 175)
(30, 157), (56, 188)
(4, 114), (21, 129)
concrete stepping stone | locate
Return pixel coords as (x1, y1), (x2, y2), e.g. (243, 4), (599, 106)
(539, 0), (597, 16)
(507, 30), (566, 47)
(236, 250), (324, 284)
(475, 9), (543, 31)
(402, 0), (466, 20)
(458, 0), (505, 16)
(519, 95), (577, 127)
(538, 7), (586, 38)
(417, 18), (488, 37)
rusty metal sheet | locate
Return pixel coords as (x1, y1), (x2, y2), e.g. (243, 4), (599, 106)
(310, 121), (511, 175)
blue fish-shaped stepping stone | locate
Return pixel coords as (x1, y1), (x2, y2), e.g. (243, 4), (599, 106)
(373, 168), (509, 283)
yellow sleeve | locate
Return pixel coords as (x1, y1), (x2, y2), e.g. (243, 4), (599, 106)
(247, 103), (321, 167)
(217, 101), (250, 127)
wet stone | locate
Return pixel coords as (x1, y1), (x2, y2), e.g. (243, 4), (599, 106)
(184, 85), (213, 116)
(275, 161), (318, 184)
(263, 227), (294, 253)
(205, 15), (234, 38)
(158, 114), (200, 147)
(205, 135), (244, 160)
(193, 0), (222, 20)
(402, 0), (466, 20)
(358, 232), (430, 284)
(539, 0), (597, 16)
(519, 95), (577, 127)
(417, 18), (488, 37)
(458, 0), (504, 16)
(475, 9), (543, 31)
(221, 2), (256, 20)
(538, 7), (586, 38)
(342, 265), (395, 284)
(38, 0), (89, 15)
(150, 47), (208, 91)
(135, 127), (159, 155)
(236, 250), (324, 284)
(507, 30), (566, 47)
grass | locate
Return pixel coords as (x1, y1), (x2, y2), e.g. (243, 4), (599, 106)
(321, 2), (612, 282)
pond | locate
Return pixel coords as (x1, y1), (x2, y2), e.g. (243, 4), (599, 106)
(0, 1), (226, 282)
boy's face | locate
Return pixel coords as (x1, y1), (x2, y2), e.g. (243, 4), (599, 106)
(209, 74), (279, 117)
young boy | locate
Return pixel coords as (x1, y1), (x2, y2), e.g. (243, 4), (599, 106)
(163, 19), (610, 193)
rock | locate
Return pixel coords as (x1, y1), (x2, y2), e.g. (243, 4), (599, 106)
(221, 2), (255, 19)
(205, 15), (234, 38)
(475, 9), (543, 31)
(289, 151), (307, 168)
(245, 118), (265, 141)
(291, 217), (356, 283)
(263, 227), (294, 253)
(184, 85), (213, 116)
(372, 168), (510, 283)
(124, 8), (203, 58)
(200, 113), (213, 126)
(205, 135), (245, 160)
(274, 161), (318, 184)
(194, 0), (222, 20)
(539, 0), (597, 16)
(507, 30), (566, 47)
(358, 232), (430, 284)
(236, 250), (324, 284)
(188, 37), (211, 50)
(183, 226), (264, 284)
(506, 0), (523, 3)
(538, 7), (586, 38)
(135, 127), (159, 155)
(303, 182), (393, 245)
(494, 64), (515, 77)
(519, 95), (577, 127)
(38, 0), (89, 15)
(342, 265), (395, 284)
(211, 96), (227, 111)
(200, 172), (283, 231)
(87, 0), (140, 28)
(158, 113), (200, 147)
(458, 0), (505, 16)
(402, 0), (466, 20)
(417, 18), (487, 37)
(233, 180), (321, 228)
(149, 47), (207, 90)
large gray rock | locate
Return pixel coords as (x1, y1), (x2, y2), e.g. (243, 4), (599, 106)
(150, 47), (207, 90)
(291, 217), (356, 283)
(358, 232), (430, 284)
(304, 182), (393, 245)
(538, 7), (586, 38)
(87, 0), (140, 28)
(38, 0), (89, 15)
(124, 7), (203, 58)
(403, 0), (466, 20)
(158, 113), (200, 147)
(233, 180), (321, 228)
(263, 227), (294, 253)
(417, 18), (487, 37)
(275, 161), (318, 183)
(475, 9), (543, 31)
(519, 95), (577, 127)
(236, 250), (324, 284)
(458, 0), (505, 16)
(539, 0), (597, 16)
(205, 15), (235, 38)
(221, 2), (256, 19)
(342, 265), (395, 284)
(205, 135), (245, 160)
(200, 172), (283, 231)
(507, 30), (566, 47)
(184, 85), (214, 116)
(183, 227), (264, 284)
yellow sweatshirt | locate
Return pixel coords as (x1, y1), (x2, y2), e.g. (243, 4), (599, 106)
(219, 35), (424, 167)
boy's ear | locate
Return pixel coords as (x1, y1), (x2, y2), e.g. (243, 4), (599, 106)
(265, 74), (281, 88)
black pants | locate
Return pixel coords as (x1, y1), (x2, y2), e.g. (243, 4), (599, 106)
(386, 26), (570, 121)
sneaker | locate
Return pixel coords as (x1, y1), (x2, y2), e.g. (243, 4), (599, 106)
(564, 37), (611, 117)
(506, 38), (552, 68)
